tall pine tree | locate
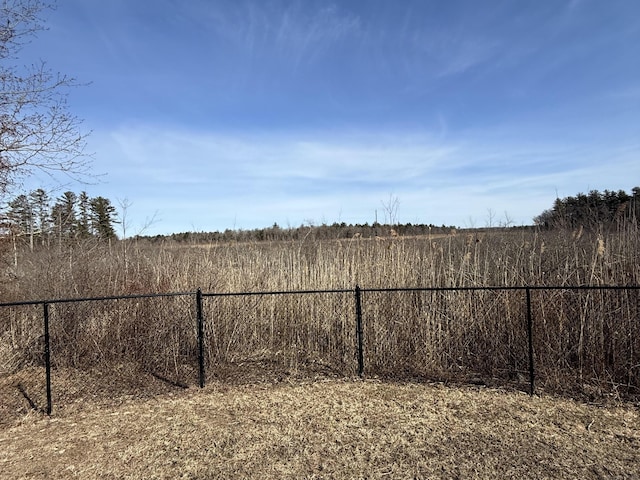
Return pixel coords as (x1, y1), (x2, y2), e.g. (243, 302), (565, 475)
(51, 191), (78, 241)
(90, 196), (117, 239)
(77, 191), (91, 239)
(29, 188), (50, 246)
(7, 194), (33, 236)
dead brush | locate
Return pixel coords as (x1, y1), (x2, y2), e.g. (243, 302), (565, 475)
(1, 221), (639, 400)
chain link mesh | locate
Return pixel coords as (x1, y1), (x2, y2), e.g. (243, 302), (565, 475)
(0, 303), (46, 424)
(0, 294), (197, 421)
(360, 289), (529, 386)
(202, 291), (355, 382)
(532, 288), (640, 398)
(2, 286), (639, 421)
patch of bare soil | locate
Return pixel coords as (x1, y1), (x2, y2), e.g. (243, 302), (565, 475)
(1, 374), (639, 479)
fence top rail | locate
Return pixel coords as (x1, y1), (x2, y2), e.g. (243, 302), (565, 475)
(1, 284), (639, 308)
(0, 291), (195, 308)
(360, 285), (640, 293)
(202, 288), (353, 298)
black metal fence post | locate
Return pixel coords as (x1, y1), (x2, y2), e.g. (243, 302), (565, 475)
(43, 302), (52, 415)
(526, 287), (535, 396)
(355, 285), (364, 378)
(196, 288), (205, 388)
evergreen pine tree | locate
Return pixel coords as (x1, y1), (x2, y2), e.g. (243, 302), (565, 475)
(28, 188), (51, 245)
(77, 191), (91, 238)
(90, 196), (118, 239)
(51, 191), (78, 241)
(7, 194), (33, 236)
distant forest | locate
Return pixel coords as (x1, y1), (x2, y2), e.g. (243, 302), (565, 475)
(2, 186), (638, 245)
(145, 221), (461, 244)
(154, 186), (640, 243)
(534, 187), (640, 230)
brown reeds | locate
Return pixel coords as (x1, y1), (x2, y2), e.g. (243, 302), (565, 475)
(1, 222), (639, 405)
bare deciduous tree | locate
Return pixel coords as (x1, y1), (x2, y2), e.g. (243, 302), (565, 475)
(381, 193), (400, 226)
(0, 0), (90, 196)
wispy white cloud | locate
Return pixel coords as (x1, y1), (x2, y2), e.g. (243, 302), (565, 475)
(604, 86), (640, 102)
(409, 28), (501, 78)
(107, 125), (454, 190)
(200, 1), (360, 72)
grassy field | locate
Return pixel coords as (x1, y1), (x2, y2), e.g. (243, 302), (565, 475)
(1, 376), (639, 479)
(1, 225), (640, 478)
(2, 225), (640, 403)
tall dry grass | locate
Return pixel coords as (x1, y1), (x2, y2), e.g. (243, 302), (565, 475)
(1, 222), (639, 402)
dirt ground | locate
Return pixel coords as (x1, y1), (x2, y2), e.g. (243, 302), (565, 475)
(1, 373), (639, 480)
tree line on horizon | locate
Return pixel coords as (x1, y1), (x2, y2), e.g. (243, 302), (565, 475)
(534, 187), (640, 230)
(151, 221), (462, 244)
(150, 186), (640, 244)
(2, 186), (638, 247)
(1, 189), (118, 247)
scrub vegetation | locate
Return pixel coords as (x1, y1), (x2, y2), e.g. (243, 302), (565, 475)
(1, 193), (639, 407)
(1, 192), (639, 477)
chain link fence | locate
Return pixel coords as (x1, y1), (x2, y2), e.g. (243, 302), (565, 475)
(531, 287), (640, 398)
(201, 290), (356, 383)
(359, 288), (530, 386)
(0, 293), (197, 423)
(0, 302), (45, 423)
(1, 285), (639, 422)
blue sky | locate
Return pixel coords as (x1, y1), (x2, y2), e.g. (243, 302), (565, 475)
(17, 0), (640, 235)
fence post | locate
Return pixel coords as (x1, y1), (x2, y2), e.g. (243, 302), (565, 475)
(43, 302), (52, 415)
(526, 287), (535, 396)
(196, 288), (205, 388)
(355, 285), (364, 378)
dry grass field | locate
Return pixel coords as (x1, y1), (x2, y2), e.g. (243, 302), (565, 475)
(1, 224), (640, 478)
(1, 376), (639, 479)
(2, 225), (639, 403)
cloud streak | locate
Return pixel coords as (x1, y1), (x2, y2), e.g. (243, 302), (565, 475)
(200, 1), (361, 74)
